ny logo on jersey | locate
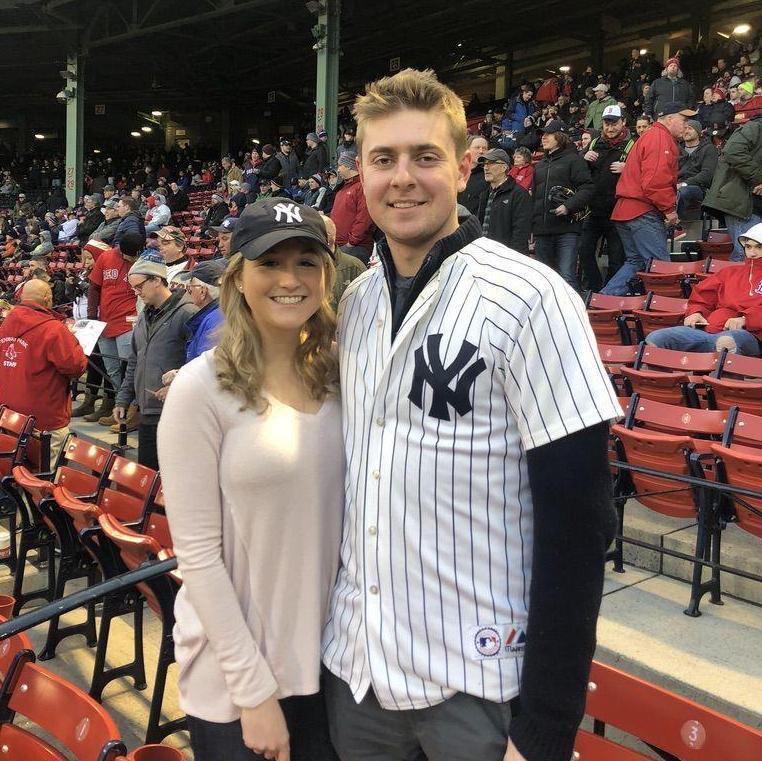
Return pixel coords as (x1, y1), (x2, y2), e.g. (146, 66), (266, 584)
(409, 334), (486, 421)
(273, 202), (302, 224)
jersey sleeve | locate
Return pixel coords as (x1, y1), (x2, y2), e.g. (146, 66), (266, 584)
(500, 277), (622, 450)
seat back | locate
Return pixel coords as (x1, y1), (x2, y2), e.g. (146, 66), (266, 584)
(0, 408), (34, 479)
(635, 344), (720, 375)
(705, 257), (741, 276)
(648, 294), (689, 313)
(56, 438), (114, 499)
(586, 293), (648, 312)
(648, 259), (704, 275)
(144, 487), (173, 551)
(717, 352), (762, 380)
(710, 443), (762, 538)
(704, 376), (762, 415)
(0, 618), (33, 680)
(582, 661), (762, 759)
(4, 656), (124, 760)
(99, 457), (159, 523)
(725, 410), (762, 449)
(627, 396), (729, 438)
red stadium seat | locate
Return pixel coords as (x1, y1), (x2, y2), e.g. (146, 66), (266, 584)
(576, 661), (762, 760)
(585, 293), (648, 345)
(637, 259), (703, 298)
(704, 376), (762, 415)
(710, 443), (762, 540)
(628, 293), (688, 342)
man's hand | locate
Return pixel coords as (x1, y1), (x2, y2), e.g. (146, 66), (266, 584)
(684, 312), (708, 328)
(241, 696), (290, 761)
(553, 204), (569, 216)
(112, 405), (126, 423)
(609, 161), (625, 174)
(583, 150), (600, 163)
(503, 740), (528, 761)
(752, 183), (762, 196)
(724, 316), (746, 331)
(664, 211), (679, 227)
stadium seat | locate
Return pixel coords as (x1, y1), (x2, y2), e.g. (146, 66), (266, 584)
(704, 376), (762, 415)
(575, 660), (762, 760)
(0, 616), (33, 681)
(585, 293), (648, 345)
(629, 294), (688, 342)
(636, 259), (704, 298)
(98, 513), (186, 743)
(710, 443), (762, 541)
(596, 344), (639, 395)
(0, 649), (126, 760)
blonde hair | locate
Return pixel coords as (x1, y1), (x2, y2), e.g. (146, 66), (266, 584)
(353, 68), (468, 158)
(214, 251), (338, 412)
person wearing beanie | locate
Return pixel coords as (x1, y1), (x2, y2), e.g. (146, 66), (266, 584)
(201, 192), (230, 235)
(77, 194), (105, 246)
(301, 131), (329, 179)
(677, 120), (718, 222)
(647, 223), (762, 356)
(145, 192), (171, 234)
(302, 173), (327, 210)
(734, 81), (762, 124)
(276, 138), (300, 186)
(645, 56), (694, 117)
(269, 174), (291, 199)
(699, 87), (735, 130)
(113, 253), (197, 469)
(257, 143), (282, 183)
(330, 153), (374, 263)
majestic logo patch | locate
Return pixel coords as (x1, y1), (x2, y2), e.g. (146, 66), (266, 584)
(409, 334), (486, 421)
(273, 202), (302, 224)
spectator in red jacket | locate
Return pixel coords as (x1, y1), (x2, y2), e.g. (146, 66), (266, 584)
(602, 101), (697, 295)
(647, 223), (762, 355)
(330, 154), (375, 264)
(508, 147), (535, 192)
(0, 280), (87, 458)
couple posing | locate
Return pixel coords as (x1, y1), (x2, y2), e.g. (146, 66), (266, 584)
(158, 69), (621, 761)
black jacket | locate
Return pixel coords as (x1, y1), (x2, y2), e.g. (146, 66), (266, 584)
(475, 177), (532, 254)
(77, 207), (105, 244)
(300, 148), (323, 180)
(678, 138), (719, 190)
(697, 100), (736, 129)
(645, 76), (694, 116)
(113, 212), (146, 247)
(586, 132), (634, 218)
(168, 188), (189, 213)
(531, 146), (595, 235)
(202, 202), (230, 232)
(258, 155), (281, 181)
(457, 165), (489, 215)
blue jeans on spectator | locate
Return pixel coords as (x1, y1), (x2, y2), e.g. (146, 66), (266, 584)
(726, 213), (762, 262)
(533, 232), (580, 291)
(647, 326), (761, 356)
(676, 185), (705, 221)
(98, 330), (133, 394)
(602, 211), (669, 296)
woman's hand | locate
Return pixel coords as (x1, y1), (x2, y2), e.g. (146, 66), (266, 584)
(240, 696), (290, 760)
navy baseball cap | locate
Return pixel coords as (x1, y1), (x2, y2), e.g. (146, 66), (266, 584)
(657, 102), (698, 117)
(178, 258), (227, 285)
(542, 119), (567, 134)
(230, 198), (334, 261)
(210, 215), (239, 234)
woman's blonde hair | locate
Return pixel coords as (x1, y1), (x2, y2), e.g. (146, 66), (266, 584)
(215, 250), (338, 412)
(353, 68), (468, 158)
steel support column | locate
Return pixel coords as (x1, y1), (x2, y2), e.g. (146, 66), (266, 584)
(64, 51), (85, 207)
(315, 0), (340, 165)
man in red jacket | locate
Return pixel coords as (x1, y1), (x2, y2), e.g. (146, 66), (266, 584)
(330, 154), (375, 264)
(602, 101), (697, 295)
(647, 223), (762, 355)
(0, 280), (88, 457)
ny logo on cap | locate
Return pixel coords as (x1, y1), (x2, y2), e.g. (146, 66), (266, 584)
(273, 202), (302, 224)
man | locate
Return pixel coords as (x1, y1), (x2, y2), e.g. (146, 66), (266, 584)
(646, 223), (762, 355)
(90, 198), (121, 244)
(77, 195), (105, 245)
(316, 130), (331, 169)
(114, 255), (197, 469)
(258, 144), (282, 182)
(728, 84), (741, 106)
(676, 120), (718, 221)
(330, 154), (374, 264)
(145, 192), (171, 234)
(321, 214), (366, 310)
(88, 230), (141, 426)
(113, 196), (146, 248)
(322, 68), (620, 761)
(645, 56), (694, 116)
(0, 280), (87, 459)
(103, 184), (116, 202)
(301, 132), (328, 178)
(585, 83), (618, 130)
(154, 226), (190, 286)
(603, 102), (697, 295)
(635, 115), (652, 138)
(337, 127), (358, 162)
(167, 180), (189, 214)
(734, 81), (762, 124)
(221, 156), (243, 191)
(276, 138), (299, 186)
(578, 104), (633, 290)
(475, 148), (532, 254)
(703, 113), (762, 261)
(201, 192), (230, 235)
(209, 214), (238, 258)
(505, 87), (538, 136)
(457, 134), (489, 214)
(178, 258), (226, 361)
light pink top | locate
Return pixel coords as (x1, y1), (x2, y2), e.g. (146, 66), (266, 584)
(157, 350), (343, 722)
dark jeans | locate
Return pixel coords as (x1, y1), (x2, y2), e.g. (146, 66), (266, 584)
(138, 420), (159, 470)
(533, 232), (581, 291)
(324, 669), (517, 761)
(578, 215), (625, 292)
(187, 692), (338, 761)
(676, 185), (705, 221)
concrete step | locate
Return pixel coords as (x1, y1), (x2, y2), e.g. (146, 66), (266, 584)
(598, 567), (762, 732)
(620, 499), (762, 607)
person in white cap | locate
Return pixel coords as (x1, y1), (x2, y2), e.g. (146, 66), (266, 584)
(585, 83), (617, 130)
(647, 223), (762, 355)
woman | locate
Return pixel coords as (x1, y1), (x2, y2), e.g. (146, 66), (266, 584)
(158, 199), (342, 761)
(531, 120), (595, 291)
(508, 146), (534, 192)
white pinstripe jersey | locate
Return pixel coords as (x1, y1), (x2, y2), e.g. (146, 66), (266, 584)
(321, 235), (621, 710)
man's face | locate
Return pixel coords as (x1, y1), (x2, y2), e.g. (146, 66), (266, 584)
(666, 63), (679, 77)
(522, 91), (532, 102)
(104, 207), (119, 220)
(158, 235), (183, 261)
(663, 113), (687, 138)
(730, 87), (739, 100)
(344, 132), (354, 143)
(222, 159), (231, 170)
(743, 238), (762, 259)
(338, 163), (354, 180)
(602, 118), (624, 140)
(482, 159), (507, 185)
(170, 182), (178, 193)
(683, 125), (700, 142)
(84, 197), (95, 210)
(739, 88), (752, 103)
(469, 137), (489, 161)
(631, 48), (639, 59)
(307, 139), (317, 149)
(358, 108), (470, 256)
(217, 231), (232, 257)
(117, 200), (130, 217)
(595, 89), (606, 100)
(281, 143), (291, 154)
(104, 189), (114, 199)
(718, 59), (726, 69)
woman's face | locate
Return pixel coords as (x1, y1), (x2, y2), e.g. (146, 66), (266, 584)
(580, 133), (592, 150)
(81, 250), (94, 269)
(541, 132), (559, 151)
(514, 153), (527, 168)
(237, 241), (326, 339)
(703, 88), (713, 103)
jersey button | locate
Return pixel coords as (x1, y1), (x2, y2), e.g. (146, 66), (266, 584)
(375, 417), (384, 427)
(376, 319), (383, 329)
(368, 526), (377, 536)
(369, 585), (379, 595)
(372, 470), (380, 480)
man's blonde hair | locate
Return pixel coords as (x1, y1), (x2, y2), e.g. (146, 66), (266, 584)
(353, 68), (468, 158)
